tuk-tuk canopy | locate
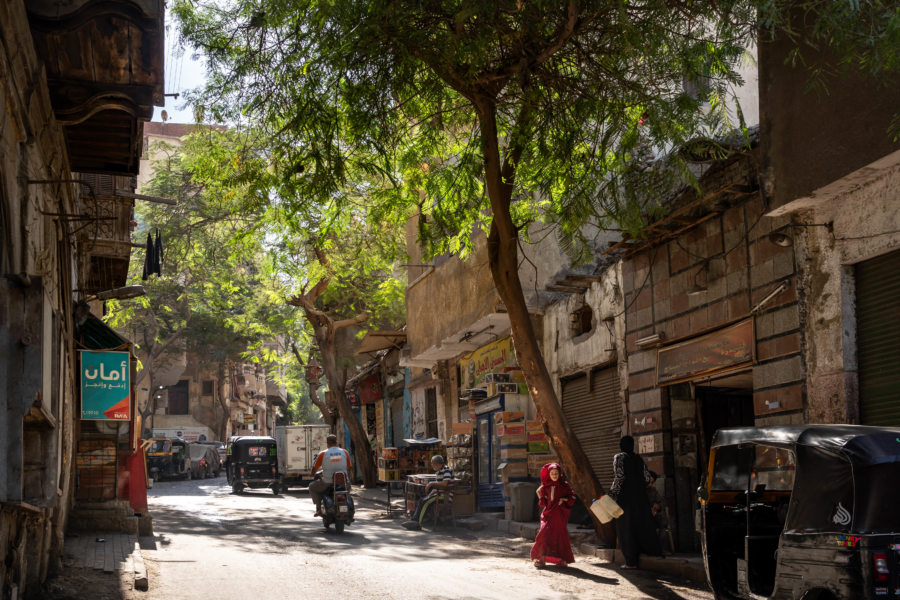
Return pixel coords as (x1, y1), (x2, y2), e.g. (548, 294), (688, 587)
(711, 425), (900, 534)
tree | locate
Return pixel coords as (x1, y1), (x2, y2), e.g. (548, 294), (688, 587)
(107, 128), (286, 435)
(173, 0), (756, 511)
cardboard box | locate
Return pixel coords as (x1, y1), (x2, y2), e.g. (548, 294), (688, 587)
(497, 424), (525, 437)
(527, 432), (547, 442)
(500, 447), (528, 460)
(525, 420), (543, 432)
(378, 468), (400, 481)
(451, 422), (473, 435)
(499, 433), (526, 445)
(494, 411), (525, 424)
(382, 447), (399, 459)
(527, 441), (551, 453)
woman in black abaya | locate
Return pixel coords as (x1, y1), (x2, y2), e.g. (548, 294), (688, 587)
(608, 435), (663, 569)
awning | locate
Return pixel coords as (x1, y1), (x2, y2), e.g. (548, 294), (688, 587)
(355, 330), (406, 355)
(76, 313), (131, 350)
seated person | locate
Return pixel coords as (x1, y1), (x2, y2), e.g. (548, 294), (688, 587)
(402, 455), (453, 531)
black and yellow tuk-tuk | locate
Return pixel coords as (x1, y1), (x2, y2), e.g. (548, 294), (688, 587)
(225, 436), (280, 495)
(698, 425), (900, 600)
(146, 437), (192, 481)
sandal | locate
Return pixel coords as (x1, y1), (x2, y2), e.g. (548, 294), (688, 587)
(558, 561), (568, 568)
(533, 560), (546, 568)
(621, 564), (637, 570)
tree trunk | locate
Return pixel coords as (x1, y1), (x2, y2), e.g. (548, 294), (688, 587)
(314, 328), (377, 487)
(476, 102), (605, 516)
(216, 363), (230, 440)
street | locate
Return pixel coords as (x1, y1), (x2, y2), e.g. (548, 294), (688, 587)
(136, 476), (713, 600)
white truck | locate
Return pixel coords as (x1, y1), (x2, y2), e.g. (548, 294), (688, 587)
(274, 424), (331, 489)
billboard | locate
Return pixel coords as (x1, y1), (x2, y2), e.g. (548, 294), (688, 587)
(80, 350), (131, 420)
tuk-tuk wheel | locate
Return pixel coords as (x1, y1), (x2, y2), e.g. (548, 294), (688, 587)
(232, 483), (243, 495)
(271, 484), (280, 495)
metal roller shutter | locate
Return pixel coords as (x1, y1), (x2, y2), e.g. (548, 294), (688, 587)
(561, 366), (623, 491)
(856, 249), (900, 425)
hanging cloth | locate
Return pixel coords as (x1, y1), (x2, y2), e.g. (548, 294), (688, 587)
(141, 233), (154, 281)
(153, 229), (163, 276)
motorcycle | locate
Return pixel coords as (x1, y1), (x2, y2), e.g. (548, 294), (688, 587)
(320, 471), (355, 533)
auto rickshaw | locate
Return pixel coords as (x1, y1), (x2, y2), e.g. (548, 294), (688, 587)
(145, 437), (192, 481)
(225, 436), (281, 495)
(697, 425), (900, 600)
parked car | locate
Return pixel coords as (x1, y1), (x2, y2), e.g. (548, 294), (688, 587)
(195, 440), (226, 467)
(188, 443), (222, 479)
(145, 437), (191, 481)
(697, 424), (900, 600)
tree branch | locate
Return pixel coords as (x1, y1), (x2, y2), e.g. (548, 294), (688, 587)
(332, 312), (368, 331)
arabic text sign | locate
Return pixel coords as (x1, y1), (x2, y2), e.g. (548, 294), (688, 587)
(80, 350), (131, 420)
(656, 319), (754, 385)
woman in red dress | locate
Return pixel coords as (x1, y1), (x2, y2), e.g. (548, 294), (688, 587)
(530, 462), (576, 568)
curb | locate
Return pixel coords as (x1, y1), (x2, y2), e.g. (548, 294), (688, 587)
(576, 543), (708, 586)
(132, 541), (148, 591)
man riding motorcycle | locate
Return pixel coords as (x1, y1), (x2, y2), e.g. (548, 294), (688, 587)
(308, 434), (352, 517)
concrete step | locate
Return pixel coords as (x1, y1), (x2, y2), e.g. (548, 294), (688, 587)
(70, 502), (139, 534)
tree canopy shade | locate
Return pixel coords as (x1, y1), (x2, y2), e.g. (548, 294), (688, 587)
(173, 0), (759, 516)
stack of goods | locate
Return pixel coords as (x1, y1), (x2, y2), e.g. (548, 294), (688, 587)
(496, 411), (527, 518)
(446, 423), (474, 484)
(526, 420), (559, 477)
(400, 443), (445, 474)
(484, 372), (519, 396)
(378, 447), (400, 481)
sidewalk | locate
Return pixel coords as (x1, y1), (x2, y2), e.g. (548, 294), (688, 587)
(61, 531), (148, 591)
(354, 484), (707, 586)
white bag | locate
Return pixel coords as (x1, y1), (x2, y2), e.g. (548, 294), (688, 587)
(590, 495), (624, 524)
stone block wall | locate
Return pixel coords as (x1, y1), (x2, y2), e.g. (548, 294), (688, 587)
(622, 191), (805, 464)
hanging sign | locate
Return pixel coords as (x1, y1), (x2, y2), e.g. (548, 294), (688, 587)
(656, 319), (754, 385)
(459, 336), (517, 389)
(80, 350), (131, 420)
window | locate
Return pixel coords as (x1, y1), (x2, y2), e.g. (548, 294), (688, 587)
(570, 305), (594, 337)
(425, 387), (438, 439)
(201, 380), (214, 396)
(166, 380), (189, 415)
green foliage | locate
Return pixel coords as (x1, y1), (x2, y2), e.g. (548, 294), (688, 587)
(173, 0), (757, 256)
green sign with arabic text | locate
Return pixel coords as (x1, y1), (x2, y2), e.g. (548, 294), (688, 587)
(80, 350), (131, 420)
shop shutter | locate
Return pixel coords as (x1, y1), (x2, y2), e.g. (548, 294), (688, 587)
(561, 366), (623, 492)
(856, 249), (900, 425)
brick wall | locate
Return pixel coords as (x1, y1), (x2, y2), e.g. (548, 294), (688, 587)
(622, 191), (804, 464)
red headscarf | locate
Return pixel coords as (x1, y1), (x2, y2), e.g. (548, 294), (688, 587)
(540, 462), (564, 486)
(539, 462), (573, 505)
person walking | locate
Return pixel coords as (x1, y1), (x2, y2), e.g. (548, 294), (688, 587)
(530, 462), (575, 568)
(608, 435), (663, 569)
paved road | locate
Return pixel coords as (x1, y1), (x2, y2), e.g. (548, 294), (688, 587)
(141, 476), (713, 600)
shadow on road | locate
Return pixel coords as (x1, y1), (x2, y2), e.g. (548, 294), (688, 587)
(144, 478), (506, 564)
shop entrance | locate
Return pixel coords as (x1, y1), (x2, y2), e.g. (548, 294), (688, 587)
(669, 371), (754, 552)
(696, 382), (755, 460)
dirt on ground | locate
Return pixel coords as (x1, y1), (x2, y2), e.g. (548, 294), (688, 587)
(40, 561), (137, 600)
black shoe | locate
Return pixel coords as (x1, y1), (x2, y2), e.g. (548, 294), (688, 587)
(401, 520), (421, 531)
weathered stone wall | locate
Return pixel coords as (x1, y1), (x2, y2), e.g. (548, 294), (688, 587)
(787, 150), (900, 422)
(542, 264), (624, 398)
(1, 1), (79, 596)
